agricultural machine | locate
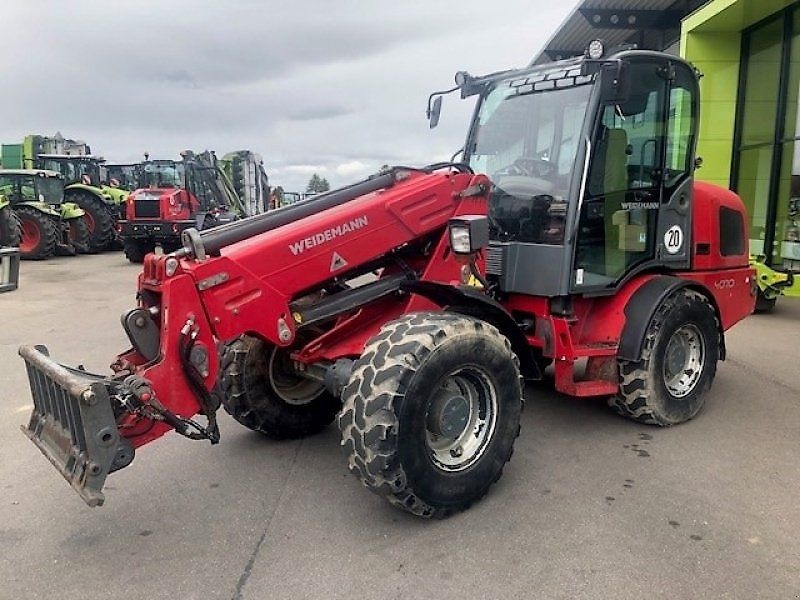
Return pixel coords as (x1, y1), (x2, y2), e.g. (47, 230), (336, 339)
(19, 48), (755, 517)
(751, 195), (800, 311)
(1, 134), (128, 251)
(0, 169), (89, 259)
(219, 150), (270, 216)
(120, 151), (252, 263)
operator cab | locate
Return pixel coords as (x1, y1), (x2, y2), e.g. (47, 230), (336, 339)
(36, 154), (105, 187)
(454, 48), (699, 297)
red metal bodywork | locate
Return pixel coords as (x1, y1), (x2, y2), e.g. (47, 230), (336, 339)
(125, 188), (200, 222)
(114, 172), (755, 450)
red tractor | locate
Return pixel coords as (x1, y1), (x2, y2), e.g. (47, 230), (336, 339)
(20, 48), (755, 518)
(120, 152), (242, 262)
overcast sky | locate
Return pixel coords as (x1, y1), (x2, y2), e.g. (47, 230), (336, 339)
(2, 1), (573, 192)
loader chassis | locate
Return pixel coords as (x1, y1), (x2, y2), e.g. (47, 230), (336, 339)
(19, 50), (756, 517)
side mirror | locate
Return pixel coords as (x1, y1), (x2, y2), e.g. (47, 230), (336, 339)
(598, 61), (630, 105)
(428, 96), (442, 129)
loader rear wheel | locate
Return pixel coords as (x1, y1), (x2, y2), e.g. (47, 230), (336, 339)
(69, 191), (114, 251)
(337, 313), (523, 518)
(0, 205), (21, 247)
(219, 336), (340, 439)
(16, 206), (57, 260)
(66, 217), (91, 254)
(123, 238), (153, 263)
(610, 288), (719, 426)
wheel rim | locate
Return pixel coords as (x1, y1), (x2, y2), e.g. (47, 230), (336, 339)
(425, 366), (498, 472)
(67, 219), (80, 242)
(267, 346), (325, 406)
(19, 217), (40, 253)
(83, 211), (95, 234)
(662, 324), (705, 398)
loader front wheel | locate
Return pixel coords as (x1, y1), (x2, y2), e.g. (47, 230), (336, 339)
(610, 288), (719, 426)
(219, 336), (340, 439)
(70, 191), (114, 251)
(337, 312), (523, 518)
(16, 206), (57, 260)
(123, 238), (153, 263)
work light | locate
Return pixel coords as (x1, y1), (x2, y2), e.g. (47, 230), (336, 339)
(586, 39), (605, 60)
(448, 215), (489, 255)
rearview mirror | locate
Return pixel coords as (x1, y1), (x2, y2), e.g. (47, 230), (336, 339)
(428, 96), (442, 129)
(598, 61), (630, 106)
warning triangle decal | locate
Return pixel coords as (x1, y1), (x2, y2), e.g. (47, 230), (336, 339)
(330, 251), (348, 272)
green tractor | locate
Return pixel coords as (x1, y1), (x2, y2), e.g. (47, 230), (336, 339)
(1, 135), (129, 251)
(0, 169), (89, 259)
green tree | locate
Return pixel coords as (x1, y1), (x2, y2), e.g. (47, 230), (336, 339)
(306, 173), (330, 194)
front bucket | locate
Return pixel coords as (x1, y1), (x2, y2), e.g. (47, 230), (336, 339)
(19, 345), (131, 506)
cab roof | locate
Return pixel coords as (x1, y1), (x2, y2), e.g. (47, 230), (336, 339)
(0, 168), (62, 178)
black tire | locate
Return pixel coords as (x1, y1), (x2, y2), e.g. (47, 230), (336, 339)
(338, 312), (523, 518)
(68, 191), (114, 251)
(123, 238), (153, 263)
(15, 206), (57, 260)
(66, 217), (91, 254)
(754, 288), (777, 313)
(219, 335), (340, 439)
(610, 288), (720, 426)
(0, 205), (21, 247)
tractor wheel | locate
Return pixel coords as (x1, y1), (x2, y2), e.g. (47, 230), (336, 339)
(0, 205), (21, 248)
(610, 288), (720, 426)
(66, 217), (91, 254)
(337, 313), (523, 518)
(69, 191), (114, 251)
(219, 335), (340, 439)
(754, 288), (777, 313)
(15, 206), (57, 260)
(123, 238), (153, 263)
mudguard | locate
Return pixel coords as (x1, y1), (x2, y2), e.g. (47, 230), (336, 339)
(400, 279), (542, 379)
(17, 200), (60, 218)
(65, 183), (114, 204)
(60, 201), (85, 219)
(100, 185), (129, 204)
(617, 275), (725, 361)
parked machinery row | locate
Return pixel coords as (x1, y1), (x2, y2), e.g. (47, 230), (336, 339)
(0, 134), (271, 262)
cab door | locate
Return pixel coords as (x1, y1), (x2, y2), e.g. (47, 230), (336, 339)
(572, 57), (697, 292)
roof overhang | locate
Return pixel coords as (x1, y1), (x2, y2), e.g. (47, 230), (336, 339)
(533, 0), (708, 65)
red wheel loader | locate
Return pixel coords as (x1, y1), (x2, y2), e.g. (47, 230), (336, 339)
(19, 48), (755, 517)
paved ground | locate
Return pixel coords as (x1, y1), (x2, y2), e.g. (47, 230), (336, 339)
(1, 254), (799, 600)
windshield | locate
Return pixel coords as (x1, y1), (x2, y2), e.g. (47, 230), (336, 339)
(37, 175), (64, 204)
(142, 163), (185, 188)
(41, 159), (101, 186)
(469, 81), (592, 245)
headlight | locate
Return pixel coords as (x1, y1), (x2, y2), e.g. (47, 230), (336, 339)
(165, 257), (179, 277)
(448, 215), (489, 255)
(449, 225), (472, 254)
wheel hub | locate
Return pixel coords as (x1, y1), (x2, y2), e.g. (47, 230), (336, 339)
(662, 324), (705, 398)
(427, 394), (470, 438)
(425, 367), (498, 472)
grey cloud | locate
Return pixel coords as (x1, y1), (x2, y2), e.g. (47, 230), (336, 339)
(0, 1), (573, 191)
